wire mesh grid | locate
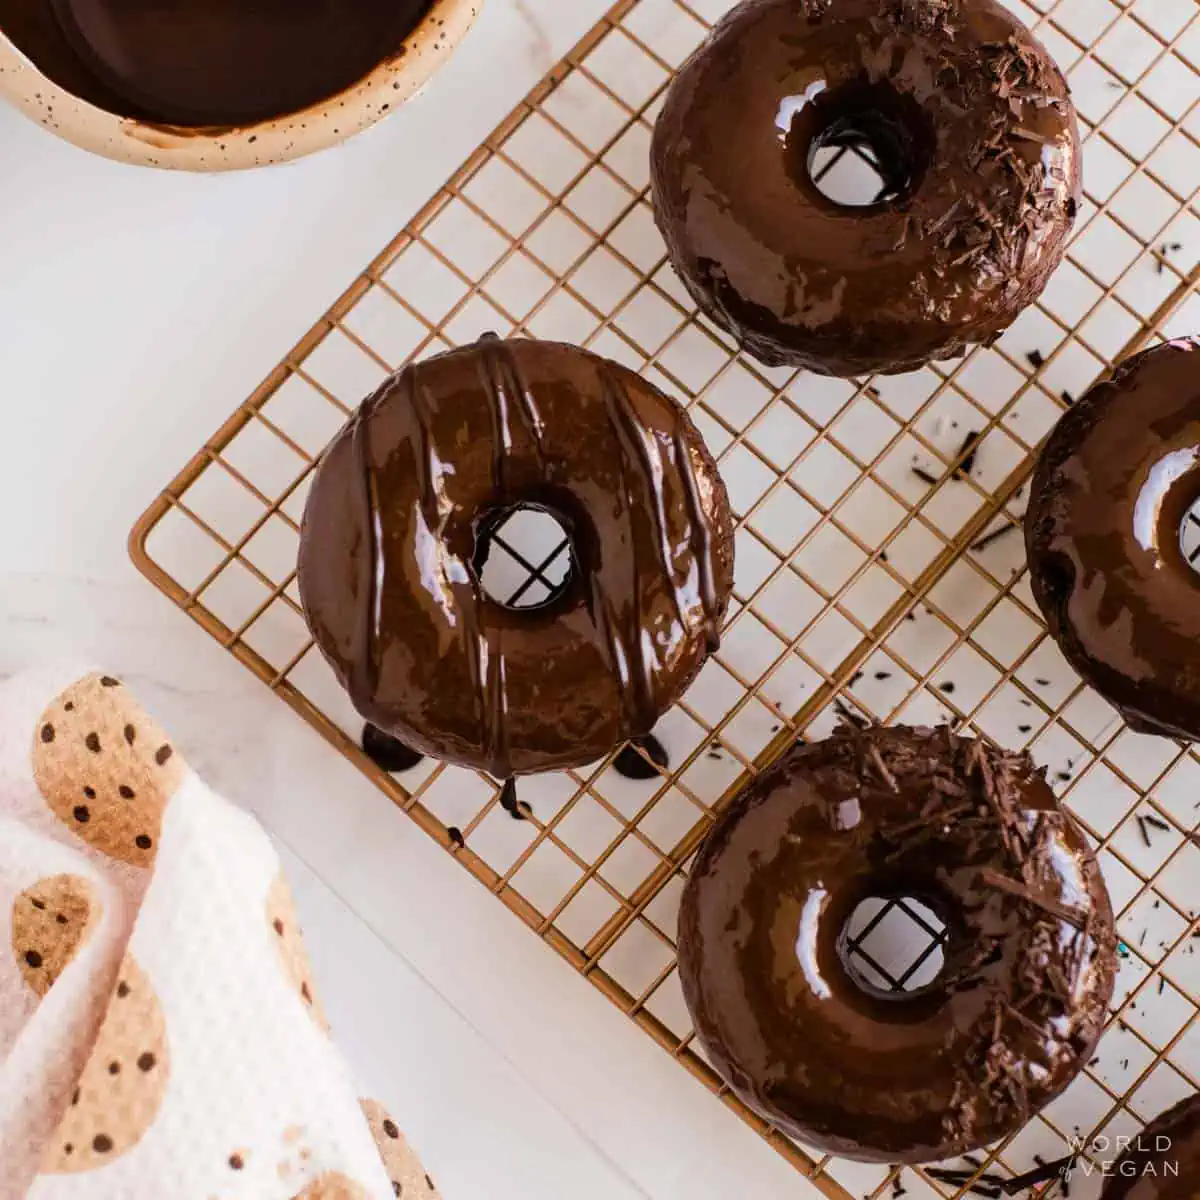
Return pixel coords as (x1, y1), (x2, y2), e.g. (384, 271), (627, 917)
(129, 0), (1200, 1195)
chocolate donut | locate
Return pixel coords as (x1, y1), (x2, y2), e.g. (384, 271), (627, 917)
(297, 334), (734, 778)
(1027, 339), (1200, 740)
(1102, 1095), (1199, 1200)
(650, 0), (1080, 376)
(677, 724), (1116, 1163)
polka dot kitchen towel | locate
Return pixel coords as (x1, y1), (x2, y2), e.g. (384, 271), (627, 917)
(0, 664), (440, 1200)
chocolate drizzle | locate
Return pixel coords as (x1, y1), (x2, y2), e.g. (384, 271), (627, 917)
(1027, 339), (1200, 740)
(677, 724), (1116, 1164)
(650, 0), (1080, 376)
(348, 383), (384, 707)
(296, 335), (734, 777)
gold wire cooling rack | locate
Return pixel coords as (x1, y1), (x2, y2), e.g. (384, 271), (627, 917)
(130, 1), (1200, 1196)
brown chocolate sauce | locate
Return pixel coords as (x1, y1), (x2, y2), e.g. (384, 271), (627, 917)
(297, 335), (734, 779)
(1027, 339), (1200, 740)
(677, 724), (1116, 1163)
(650, 0), (1080, 376)
(1, 0), (432, 125)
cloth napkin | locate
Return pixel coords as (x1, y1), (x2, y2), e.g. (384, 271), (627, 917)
(0, 664), (440, 1200)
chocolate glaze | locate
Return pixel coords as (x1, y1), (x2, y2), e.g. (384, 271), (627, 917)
(1103, 1095), (1200, 1200)
(1, 0), (431, 125)
(297, 335), (734, 779)
(650, 0), (1080, 377)
(677, 724), (1115, 1163)
(1027, 339), (1200, 741)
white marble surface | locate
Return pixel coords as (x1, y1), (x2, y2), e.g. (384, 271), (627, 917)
(0, 3), (821, 1196)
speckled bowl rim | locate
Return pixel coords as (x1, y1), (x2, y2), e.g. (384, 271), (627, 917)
(0, 0), (480, 171)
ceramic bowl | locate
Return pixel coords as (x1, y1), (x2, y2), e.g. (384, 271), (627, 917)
(0, 0), (479, 170)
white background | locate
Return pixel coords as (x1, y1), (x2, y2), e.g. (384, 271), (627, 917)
(0, 2), (823, 1196)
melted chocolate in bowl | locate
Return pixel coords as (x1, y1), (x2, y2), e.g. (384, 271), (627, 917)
(1, 0), (433, 125)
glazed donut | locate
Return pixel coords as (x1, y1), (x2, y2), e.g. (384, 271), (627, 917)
(1027, 339), (1200, 740)
(297, 334), (735, 778)
(1102, 1095), (1199, 1199)
(650, 0), (1080, 376)
(677, 724), (1116, 1163)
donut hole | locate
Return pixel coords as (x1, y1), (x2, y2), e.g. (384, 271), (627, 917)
(472, 503), (576, 611)
(800, 82), (935, 209)
(840, 895), (948, 996)
(1178, 496), (1200, 578)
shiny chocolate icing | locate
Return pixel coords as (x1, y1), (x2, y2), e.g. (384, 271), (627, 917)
(650, 0), (1080, 377)
(1027, 339), (1200, 741)
(297, 335), (734, 779)
(1, 0), (431, 125)
(1103, 1095), (1200, 1200)
(677, 724), (1115, 1163)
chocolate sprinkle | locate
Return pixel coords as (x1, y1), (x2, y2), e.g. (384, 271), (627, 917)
(955, 430), (983, 479)
(1136, 815), (1152, 847)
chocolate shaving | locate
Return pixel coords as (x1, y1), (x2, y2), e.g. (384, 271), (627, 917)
(869, 743), (900, 792)
(1137, 815), (1152, 847)
(971, 524), (1017, 553)
(999, 1154), (1076, 1194)
(978, 867), (1089, 931)
(955, 430), (983, 479)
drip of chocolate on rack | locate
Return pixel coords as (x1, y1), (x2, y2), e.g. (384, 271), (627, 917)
(613, 733), (670, 780)
(361, 723), (425, 773)
(498, 778), (531, 821)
